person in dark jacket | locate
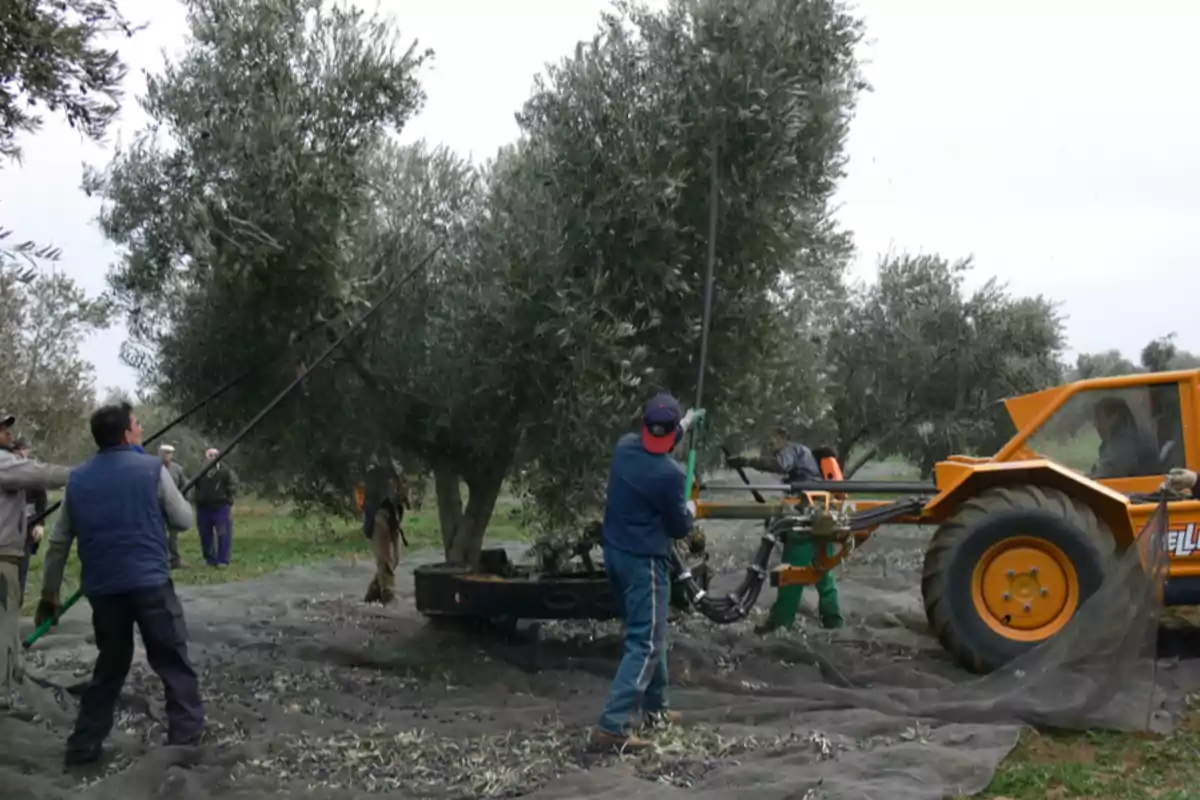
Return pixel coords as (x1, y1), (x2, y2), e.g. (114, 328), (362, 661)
(37, 402), (202, 766)
(592, 392), (701, 751)
(193, 447), (238, 567)
(12, 436), (48, 605)
(727, 427), (844, 632)
(727, 427), (822, 484)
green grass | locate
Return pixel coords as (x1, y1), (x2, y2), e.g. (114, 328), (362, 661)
(968, 708), (1200, 799)
(21, 493), (533, 615)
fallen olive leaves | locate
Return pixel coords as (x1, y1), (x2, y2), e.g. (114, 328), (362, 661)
(20, 593), (839, 798)
(240, 720), (826, 796)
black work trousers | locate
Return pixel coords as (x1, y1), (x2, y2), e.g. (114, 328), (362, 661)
(67, 582), (205, 756)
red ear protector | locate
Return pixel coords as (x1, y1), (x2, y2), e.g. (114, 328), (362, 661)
(819, 455), (843, 481)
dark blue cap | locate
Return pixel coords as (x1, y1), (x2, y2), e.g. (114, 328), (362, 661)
(642, 393), (682, 454)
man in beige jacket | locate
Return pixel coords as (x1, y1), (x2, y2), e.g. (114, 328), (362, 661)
(0, 409), (71, 713)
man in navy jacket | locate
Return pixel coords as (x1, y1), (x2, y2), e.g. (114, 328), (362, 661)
(38, 402), (203, 766)
(592, 392), (700, 750)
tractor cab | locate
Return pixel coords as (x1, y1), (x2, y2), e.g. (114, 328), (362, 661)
(987, 369), (1199, 496)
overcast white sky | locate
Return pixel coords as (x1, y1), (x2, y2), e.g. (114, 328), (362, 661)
(5, 0), (1198, 397)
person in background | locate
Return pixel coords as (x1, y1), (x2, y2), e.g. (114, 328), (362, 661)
(592, 392), (702, 751)
(158, 444), (188, 570)
(357, 456), (411, 605)
(37, 401), (202, 765)
(726, 426), (845, 632)
(12, 436), (48, 605)
(0, 410), (71, 717)
(192, 447), (237, 568)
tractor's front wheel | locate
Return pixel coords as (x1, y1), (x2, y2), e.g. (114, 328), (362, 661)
(921, 485), (1118, 675)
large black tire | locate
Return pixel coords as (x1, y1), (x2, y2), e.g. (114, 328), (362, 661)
(921, 484), (1119, 675)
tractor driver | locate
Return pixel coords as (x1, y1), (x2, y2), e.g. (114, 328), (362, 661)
(727, 427), (845, 632)
(1090, 397), (1161, 479)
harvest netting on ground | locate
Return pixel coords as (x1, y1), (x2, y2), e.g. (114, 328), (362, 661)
(0, 500), (1184, 800)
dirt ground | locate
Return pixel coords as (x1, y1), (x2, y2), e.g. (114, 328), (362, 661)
(1, 515), (1190, 800)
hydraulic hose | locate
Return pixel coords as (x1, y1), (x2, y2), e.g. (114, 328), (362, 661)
(673, 516), (793, 624)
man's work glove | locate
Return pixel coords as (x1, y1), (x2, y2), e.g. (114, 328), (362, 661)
(686, 500), (698, 518)
(1162, 468), (1197, 495)
(686, 527), (707, 556)
(680, 408), (706, 433)
(30, 525), (43, 544)
(34, 595), (60, 627)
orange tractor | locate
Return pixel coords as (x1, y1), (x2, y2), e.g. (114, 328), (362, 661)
(689, 368), (1200, 674)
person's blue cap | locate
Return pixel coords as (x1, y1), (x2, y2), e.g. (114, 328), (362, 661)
(642, 393), (682, 454)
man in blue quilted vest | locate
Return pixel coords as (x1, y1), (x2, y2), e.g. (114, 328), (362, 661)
(37, 401), (204, 766)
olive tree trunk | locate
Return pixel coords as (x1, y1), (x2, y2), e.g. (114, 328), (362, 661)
(434, 463), (507, 569)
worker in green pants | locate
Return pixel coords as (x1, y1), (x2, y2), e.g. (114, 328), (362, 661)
(764, 534), (843, 631)
(726, 427), (845, 632)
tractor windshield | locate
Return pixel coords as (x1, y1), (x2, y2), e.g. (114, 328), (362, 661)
(1022, 383), (1185, 479)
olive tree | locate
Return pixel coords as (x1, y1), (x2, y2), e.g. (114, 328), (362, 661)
(1141, 333), (1200, 373)
(508, 0), (866, 531)
(826, 254), (1065, 476)
(85, 0), (432, 480)
(0, 270), (114, 461)
(90, 0), (867, 566)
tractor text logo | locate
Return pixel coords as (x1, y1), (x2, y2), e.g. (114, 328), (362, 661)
(1166, 524), (1199, 558)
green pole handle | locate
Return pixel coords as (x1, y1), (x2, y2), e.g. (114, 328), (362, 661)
(23, 587), (83, 649)
(685, 448), (698, 500)
(683, 409), (707, 500)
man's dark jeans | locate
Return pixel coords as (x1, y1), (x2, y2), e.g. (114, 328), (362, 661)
(67, 582), (205, 758)
(597, 544), (671, 736)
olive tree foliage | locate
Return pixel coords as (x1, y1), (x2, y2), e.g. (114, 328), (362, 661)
(1070, 350), (1136, 380)
(826, 254), (1065, 477)
(506, 0), (865, 531)
(0, 269), (114, 462)
(88, 0), (866, 566)
(1067, 335), (1198, 383)
(1, 0), (140, 275)
(84, 0), (433, 493)
(1140, 333), (1200, 373)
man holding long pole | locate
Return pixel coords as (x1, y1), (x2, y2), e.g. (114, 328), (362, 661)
(591, 393), (701, 751)
(37, 401), (202, 766)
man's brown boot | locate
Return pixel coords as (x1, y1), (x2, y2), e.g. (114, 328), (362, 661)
(589, 727), (652, 752)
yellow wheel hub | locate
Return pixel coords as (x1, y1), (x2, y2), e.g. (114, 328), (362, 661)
(971, 536), (1079, 642)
